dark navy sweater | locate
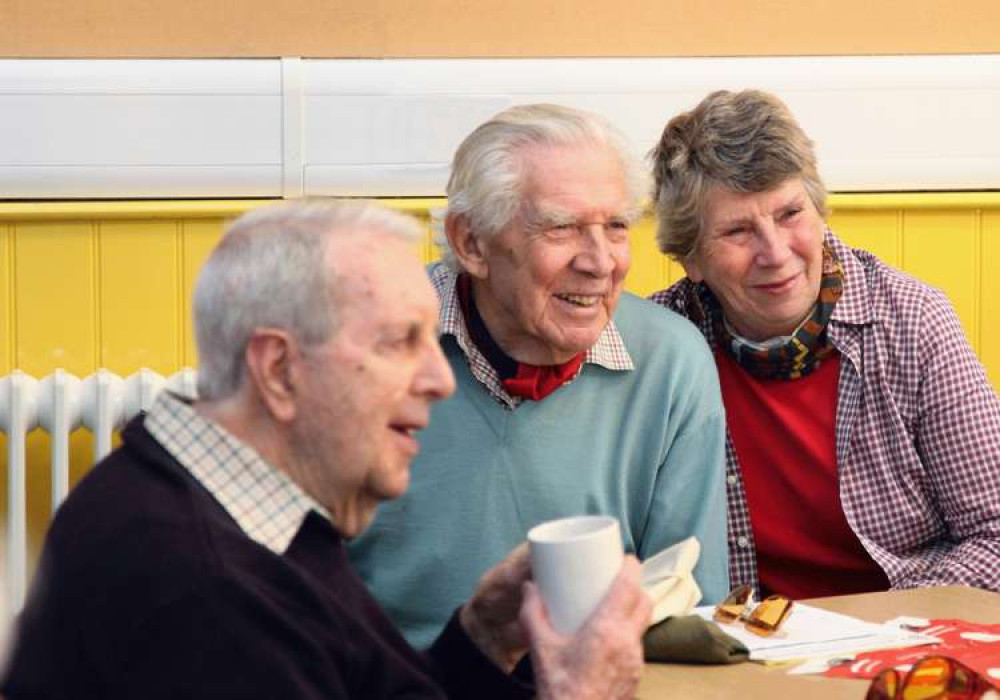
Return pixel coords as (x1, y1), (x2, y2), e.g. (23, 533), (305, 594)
(1, 416), (531, 699)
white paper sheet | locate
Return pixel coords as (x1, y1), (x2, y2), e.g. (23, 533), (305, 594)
(693, 603), (938, 663)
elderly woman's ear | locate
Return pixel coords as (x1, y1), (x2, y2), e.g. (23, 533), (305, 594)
(680, 255), (704, 284)
(444, 213), (489, 279)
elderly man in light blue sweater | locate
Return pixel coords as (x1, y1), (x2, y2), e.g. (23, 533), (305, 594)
(348, 104), (729, 648)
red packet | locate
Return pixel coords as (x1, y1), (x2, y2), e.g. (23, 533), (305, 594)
(822, 619), (1000, 681)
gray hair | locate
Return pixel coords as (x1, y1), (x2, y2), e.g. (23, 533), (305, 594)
(438, 103), (646, 270)
(193, 200), (424, 400)
(650, 90), (827, 262)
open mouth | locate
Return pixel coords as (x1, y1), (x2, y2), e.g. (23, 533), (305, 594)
(389, 423), (422, 455)
(555, 293), (600, 307)
(390, 422), (422, 438)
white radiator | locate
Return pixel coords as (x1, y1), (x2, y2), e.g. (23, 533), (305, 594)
(0, 368), (197, 624)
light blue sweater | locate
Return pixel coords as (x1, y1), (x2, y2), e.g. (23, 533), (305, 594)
(348, 292), (729, 648)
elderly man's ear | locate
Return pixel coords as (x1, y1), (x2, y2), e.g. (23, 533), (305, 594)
(244, 329), (302, 423)
(445, 214), (489, 279)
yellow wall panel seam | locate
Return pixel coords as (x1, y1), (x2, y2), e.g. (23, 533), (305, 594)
(975, 210), (984, 352)
(93, 221), (103, 367)
(421, 214), (434, 264)
(894, 209), (906, 278)
(177, 220), (186, 369)
(6, 223), (15, 371)
(897, 210), (906, 272)
(181, 219), (192, 369)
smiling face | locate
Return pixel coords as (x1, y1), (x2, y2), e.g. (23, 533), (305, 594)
(291, 232), (455, 538)
(467, 142), (632, 365)
(684, 178), (826, 341)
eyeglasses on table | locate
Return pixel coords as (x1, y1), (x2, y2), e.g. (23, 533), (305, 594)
(865, 655), (999, 700)
(712, 583), (794, 637)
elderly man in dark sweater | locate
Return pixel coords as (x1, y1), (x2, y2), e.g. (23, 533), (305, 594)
(1, 202), (652, 700)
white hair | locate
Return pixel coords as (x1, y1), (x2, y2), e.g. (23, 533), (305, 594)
(437, 103), (647, 270)
(193, 200), (423, 400)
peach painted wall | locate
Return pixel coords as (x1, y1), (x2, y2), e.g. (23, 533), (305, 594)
(2, 0), (999, 58)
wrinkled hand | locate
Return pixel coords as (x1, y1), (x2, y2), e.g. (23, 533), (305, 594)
(459, 543), (532, 672)
(523, 555), (651, 700)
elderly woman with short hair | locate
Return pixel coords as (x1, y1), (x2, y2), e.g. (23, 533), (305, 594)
(650, 89), (1000, 600)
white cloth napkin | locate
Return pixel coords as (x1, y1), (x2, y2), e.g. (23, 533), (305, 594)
(640, 536), (703, 626)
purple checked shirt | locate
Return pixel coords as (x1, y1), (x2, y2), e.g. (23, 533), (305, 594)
(651, 230), (1000, 596)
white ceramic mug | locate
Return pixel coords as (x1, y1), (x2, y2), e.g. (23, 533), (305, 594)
(527, 515), (623, 635)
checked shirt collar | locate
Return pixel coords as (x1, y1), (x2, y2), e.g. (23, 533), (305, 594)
(828, 232), (875, 327)
(146, 391), (332, 555)
(825, 230), (877, 381)
(429, 262), (634, 409)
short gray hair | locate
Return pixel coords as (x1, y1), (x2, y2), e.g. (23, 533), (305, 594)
(193, 200), (424, 400)
(650, 89), (827, 262)
(439, 103), (646, 270)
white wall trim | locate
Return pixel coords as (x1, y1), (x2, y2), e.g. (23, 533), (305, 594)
(280, 57), (305, 199)
(1, 56), (998, 199)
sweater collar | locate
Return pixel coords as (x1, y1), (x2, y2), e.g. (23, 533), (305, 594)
(145, 392), (331, 555)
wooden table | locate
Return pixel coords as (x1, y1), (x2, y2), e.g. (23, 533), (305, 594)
(638, 586), (1000, 699)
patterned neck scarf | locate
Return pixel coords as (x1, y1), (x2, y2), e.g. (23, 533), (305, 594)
(702, 243), (844, 380)
(456, 275), (585, 400)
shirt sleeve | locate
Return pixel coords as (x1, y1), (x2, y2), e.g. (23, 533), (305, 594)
(635, 341), (731, 605)
(899, 287), (1000, 590)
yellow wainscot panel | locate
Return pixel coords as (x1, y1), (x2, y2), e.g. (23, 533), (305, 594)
(182, 219), (227, 368)
(1, 226), (11, 563)
(11, 221), (99, 571)
(627, 216), (670, 298)
(407, 213), (434, 266)
(665, 257), (688, 288)
(410, 211), (437, 265)
(1, 222), (11, 374)
(829, 210), (901, 269)
(14, 221), (97, 376)
(99, 220), (182, 375)
(378, 198), (443, 265)
(421, 227), (439, 265)
(901, 210), (980, 353)
(979, 212), (1000, 389)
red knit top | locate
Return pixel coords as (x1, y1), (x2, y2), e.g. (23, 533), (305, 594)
(716, 349), (889, 599)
